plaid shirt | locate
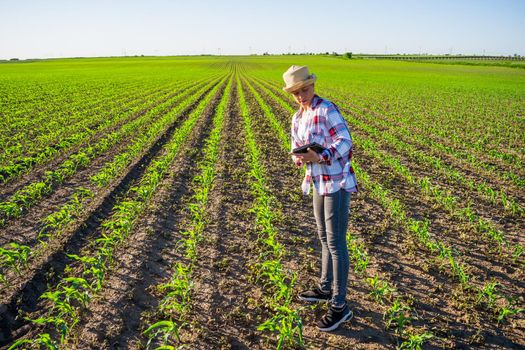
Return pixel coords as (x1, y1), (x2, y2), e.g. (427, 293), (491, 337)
(291, 95), (358, 195)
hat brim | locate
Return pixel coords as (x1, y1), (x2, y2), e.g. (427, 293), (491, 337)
(283, 75), (317, 93)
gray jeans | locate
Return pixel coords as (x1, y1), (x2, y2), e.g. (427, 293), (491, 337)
(313, 188), (351, 307)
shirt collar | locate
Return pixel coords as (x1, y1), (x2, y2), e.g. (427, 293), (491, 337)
(298, 95), (322, 114)
(311, 95), (322, 108)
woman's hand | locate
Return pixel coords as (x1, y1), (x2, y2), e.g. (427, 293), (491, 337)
(290, 148), (321, 164)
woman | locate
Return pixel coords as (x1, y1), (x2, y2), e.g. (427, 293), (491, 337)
(284, 65), (358, 332)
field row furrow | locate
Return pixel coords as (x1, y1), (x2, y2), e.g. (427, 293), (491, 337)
(237, 75), (304, 349)
(0, 77), (218, 229)
(3, 75), (228, 349)
(260, 78), (524, 188)
(0, 80), (192, 185)
(253, 78), (524, 259)
(143, 74), (233, 348)
(245, 74), (524, 348)
(0, 76), (224, 285)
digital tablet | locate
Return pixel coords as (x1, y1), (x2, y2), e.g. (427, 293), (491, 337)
(292, 142), (325, 154)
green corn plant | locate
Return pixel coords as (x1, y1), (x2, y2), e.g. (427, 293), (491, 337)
(348, 235), (370, 274)
(367, 274), (396, 303)
(39, 187), (94, 239)
(512, 244), (523, 262)
(258, 305), (304, 350)
(476, 281), (500, 309)
(158, 262), (194, 316)
(0, 242), (31, 274)
(7, 333), (58, 350)
(497, 305), (525, 323)
(144, 319), (185, 348)
(384, 298), (412, 333)
(398, 332), (433, 350)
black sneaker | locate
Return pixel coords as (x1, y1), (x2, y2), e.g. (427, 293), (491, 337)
(298, 287), (332, 302)
(317, 304), (353, 332)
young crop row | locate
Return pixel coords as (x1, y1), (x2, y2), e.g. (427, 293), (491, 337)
(252, 78), (524, 260)
(242, 76), (436, 349)
(259, 78), (524, 189)
(237, 75), (304, 349)
(0, 77), (216, 228)
(0, 79), (189, 184)
(0, 79), (154, 167)
(0, 79), (143, 137)
(353, 129), (523, 264)
(253, 76), (523, 280)
(143, 75), (233, 348)
(337, 87), (525, 170)
(0, 77), (224, 284)
(321, 86), (525, 188)
(7, 76), (228, 349)
(322, 89), (524, 216)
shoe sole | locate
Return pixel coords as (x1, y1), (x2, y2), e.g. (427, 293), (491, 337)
(317, 310), (353, 332)
(298, 295), (331, 303)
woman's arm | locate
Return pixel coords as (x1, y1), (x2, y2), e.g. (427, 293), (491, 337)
(320, 105), (353, 163)
(291, 118), (304, 167)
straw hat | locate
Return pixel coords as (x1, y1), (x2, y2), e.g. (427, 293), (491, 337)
(282, 65), (317, 92)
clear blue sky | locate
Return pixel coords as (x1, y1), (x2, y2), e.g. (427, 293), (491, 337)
(1, 0), (524, 59)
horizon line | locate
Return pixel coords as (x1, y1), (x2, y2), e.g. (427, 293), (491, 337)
(2, 52), (525, 62)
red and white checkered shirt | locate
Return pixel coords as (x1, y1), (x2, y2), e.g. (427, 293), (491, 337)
(291, 95), (358, 195)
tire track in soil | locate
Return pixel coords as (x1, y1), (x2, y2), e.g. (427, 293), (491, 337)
(0, 80), (212, 249)
(246, 79), (524, 349)
(0, 79), (224, 346)
(71, 79), (228, 350)
(184, 82), (270, 349)
(242, 80), (396, 349)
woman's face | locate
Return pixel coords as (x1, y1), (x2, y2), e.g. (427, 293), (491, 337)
(291, 84), (315, 109)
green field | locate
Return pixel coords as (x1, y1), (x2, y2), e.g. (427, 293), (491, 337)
(0, 56), (524, 349)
